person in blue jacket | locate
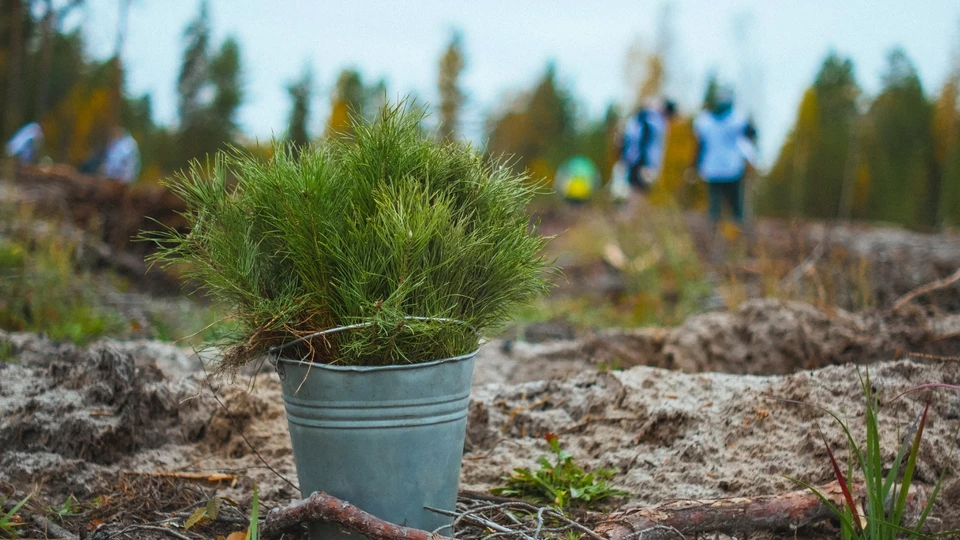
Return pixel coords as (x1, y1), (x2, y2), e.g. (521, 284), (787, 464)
(620, 98), (677, 194)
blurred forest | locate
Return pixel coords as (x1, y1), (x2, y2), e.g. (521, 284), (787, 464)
(1, 0), (959, 229)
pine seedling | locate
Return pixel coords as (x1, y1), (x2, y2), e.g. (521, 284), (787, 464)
(145, 102), (555, 371)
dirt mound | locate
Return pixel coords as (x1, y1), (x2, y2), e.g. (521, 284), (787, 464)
(513, 299), (960, 376)
(683, 213), (960, 311)
(10, 163), (186, 253)
(2, 299), (960, 537)
(0, 342), (213, 477)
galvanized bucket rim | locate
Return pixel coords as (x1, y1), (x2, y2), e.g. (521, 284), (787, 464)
(274, 347), (480, 373)
(266, 317), (479, 373)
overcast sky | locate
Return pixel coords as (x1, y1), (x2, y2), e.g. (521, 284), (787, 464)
(76, 0), (960, 167)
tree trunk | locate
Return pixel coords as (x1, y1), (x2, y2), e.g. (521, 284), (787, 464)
(35, 0), (55, 121)
(4, 0), (24, 139)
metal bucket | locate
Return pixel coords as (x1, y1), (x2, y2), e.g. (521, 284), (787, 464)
(277, 350), (476, 540)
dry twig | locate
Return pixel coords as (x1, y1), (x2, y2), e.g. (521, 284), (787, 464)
(890, 265), (960, 312)
(120, 471), (237, 483)
(594, 482), (851, 539)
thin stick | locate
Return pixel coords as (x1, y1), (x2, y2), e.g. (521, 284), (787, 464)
(890, 265), (960, 312)
(120, 471), (236, 483)
(908, 351), (960, 362)
(195, 351), (300, 495)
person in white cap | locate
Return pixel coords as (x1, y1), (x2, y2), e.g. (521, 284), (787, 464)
(5, 122), (44, 165)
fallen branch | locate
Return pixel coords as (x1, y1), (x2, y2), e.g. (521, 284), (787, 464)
(891, 266), (960, 312)
(594, 481), (849, 539)
(261, 482), (921, 540)
(27, 513), (77, 540)
(261, 491), (453, 540)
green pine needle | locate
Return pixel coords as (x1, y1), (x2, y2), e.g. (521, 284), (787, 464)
(144, 101), (555, 371)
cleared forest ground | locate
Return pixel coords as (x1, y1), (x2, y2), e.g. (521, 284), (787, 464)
(2, 173), (960, 538)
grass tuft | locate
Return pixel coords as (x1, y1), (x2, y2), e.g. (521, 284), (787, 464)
(789, 367), (956, 539)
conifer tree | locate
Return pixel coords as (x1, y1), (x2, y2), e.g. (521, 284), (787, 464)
(862, 48), (934, 227)
(286, 66), (313, 150)
(175, 1), (243, 164)
(3, 0), (27, 139)
(210, 36), (243, 142)
(933, 74), (960, 226)
(932, 21), (960, 228)
(326, 69), (384, 137)
(761, 53), (861, 220)
(177, 0), (210, 128)
(437, 31), (466, 141)
(486, 62), (575, 179)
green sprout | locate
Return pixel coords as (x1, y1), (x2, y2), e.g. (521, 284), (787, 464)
(47, 494), (80, 520)
(246, 486), (259, 540)
(493, 434), (627, 509)
(0, 494), (31, 538)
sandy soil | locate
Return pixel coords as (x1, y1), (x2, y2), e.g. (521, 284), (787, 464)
(2, 299), (960, 539)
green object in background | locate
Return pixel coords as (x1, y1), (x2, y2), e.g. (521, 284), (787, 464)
(555, 156), (600, 202)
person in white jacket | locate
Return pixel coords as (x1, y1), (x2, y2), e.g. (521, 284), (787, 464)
(692, 88), (757, 227)
(102, 127), (140, 184)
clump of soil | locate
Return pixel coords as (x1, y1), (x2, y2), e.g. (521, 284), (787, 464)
(10, 163), (187, 254)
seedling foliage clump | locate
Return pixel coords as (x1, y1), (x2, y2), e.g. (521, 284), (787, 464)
(148, 103), (553, 370)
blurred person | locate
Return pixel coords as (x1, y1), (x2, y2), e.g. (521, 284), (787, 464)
(554, 155), (600, 204)
(618, 98), (677, 196)
(692, 86), (757, 261)
(102, 127), (140, 184)
(4, 122), (44, 165)
(693, 87), (757, 226)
